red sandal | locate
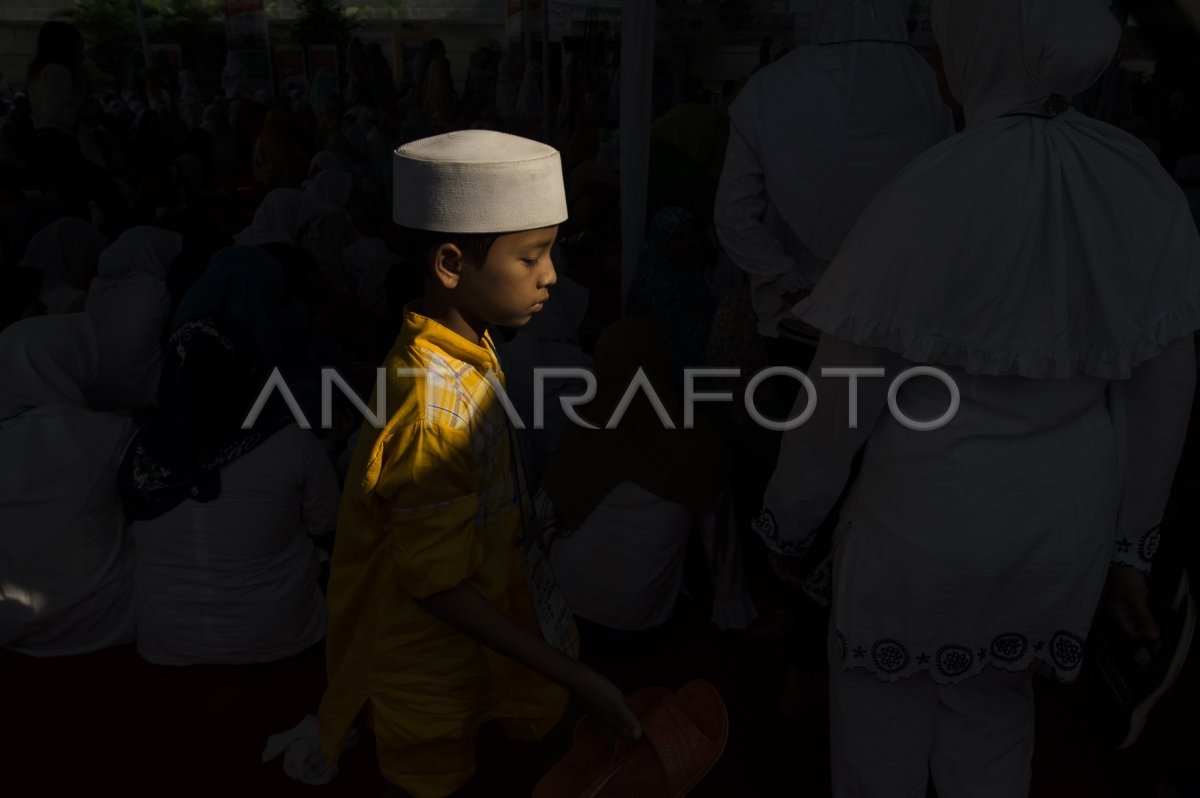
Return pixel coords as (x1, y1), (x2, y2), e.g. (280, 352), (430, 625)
(534, 680), (729, 798)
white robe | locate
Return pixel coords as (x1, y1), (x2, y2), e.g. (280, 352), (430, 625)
(761, 0), (1200, 687)
(716, 0), (953, 336)
(0, 315), (136, 656)
(131, 424), (340, 665)
(84, 226), (182, 411)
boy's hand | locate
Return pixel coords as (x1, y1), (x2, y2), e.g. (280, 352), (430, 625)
(768, 551), (807, 587)
(567, 665), (642, 741)
(416, 583), (640, 741)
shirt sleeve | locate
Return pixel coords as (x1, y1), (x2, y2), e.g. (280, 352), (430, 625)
(756, 335), (902, 555)
(714, 125), (807, 295)
(1111, 335), (1197, 572)
(370, 420), (485, 599)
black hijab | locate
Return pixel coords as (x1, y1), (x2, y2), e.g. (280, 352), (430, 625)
(119, 314), (292, 521)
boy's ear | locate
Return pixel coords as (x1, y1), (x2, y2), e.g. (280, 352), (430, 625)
(431, 243), (465, 290)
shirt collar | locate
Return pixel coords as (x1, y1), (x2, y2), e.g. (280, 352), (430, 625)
(402, 301), (500, 375)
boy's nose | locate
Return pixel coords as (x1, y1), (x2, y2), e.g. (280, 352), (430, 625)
(540, 259), (558, 288)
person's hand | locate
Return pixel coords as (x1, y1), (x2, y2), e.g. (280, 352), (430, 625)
(768, 551), (806, 587)
(566, 665), (642, 740)
(1108, 564), (1161, 641)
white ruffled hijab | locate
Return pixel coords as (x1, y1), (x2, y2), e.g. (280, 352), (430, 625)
(0, 314), (129, 555)
(796, 0), (1200, 378)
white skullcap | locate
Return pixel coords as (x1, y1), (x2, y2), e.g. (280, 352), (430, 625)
(393, 130), (568, 233)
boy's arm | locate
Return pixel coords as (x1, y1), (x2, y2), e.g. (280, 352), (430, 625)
(417, 584), (641, 739)
(374, 420), (640, 739)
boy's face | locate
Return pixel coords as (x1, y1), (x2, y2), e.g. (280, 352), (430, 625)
(436, 226), (559, 328)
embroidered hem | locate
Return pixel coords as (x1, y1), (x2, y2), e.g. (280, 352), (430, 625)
(834, 628), (1087, 686)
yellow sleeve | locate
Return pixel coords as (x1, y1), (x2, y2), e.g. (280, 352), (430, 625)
(370, 420), (485, 599)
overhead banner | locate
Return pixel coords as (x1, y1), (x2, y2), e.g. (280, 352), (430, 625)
(508, 0), (622, 44)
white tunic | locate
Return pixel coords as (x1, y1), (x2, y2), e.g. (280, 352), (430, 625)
(0, 409), (136, 656)
(0, 314), (136, 656)
(131, 424), (341, 665)
(548, 482), (758, 632)
(715, 0), (953, 336)
(758, 334), (1195, 684)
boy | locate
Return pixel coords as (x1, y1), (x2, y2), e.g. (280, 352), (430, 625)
(316, 131), (640, 798)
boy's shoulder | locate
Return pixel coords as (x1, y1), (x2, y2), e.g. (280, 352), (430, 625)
(382, 326), (495, 434)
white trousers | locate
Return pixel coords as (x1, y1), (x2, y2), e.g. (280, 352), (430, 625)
(829, 650), (1035, 798)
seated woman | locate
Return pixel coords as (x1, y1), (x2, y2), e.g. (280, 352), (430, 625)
(0, 267), (45, 332)
(84, 226), (182, 411)
(0, 314), (136, 655)
(253, 109), (308, 188)
(233, 187), (305, 248)
(120, 315), (341, 665)
(624, 207), (718, 385)
(171, 244), (285, 344)
(540, 318), (757, 643)
(496, 272), (593, 488)
(19, 217), (108, 315)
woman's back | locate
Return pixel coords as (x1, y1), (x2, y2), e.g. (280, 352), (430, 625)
(132, 423), (339, 665)
(853, 367), (1117, 534)
(0, 314), (136, 656)
(1, 406), (134, 656)
(548, 480), (696, 632)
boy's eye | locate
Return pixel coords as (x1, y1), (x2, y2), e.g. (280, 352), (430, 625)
(522, 258), (539, 266)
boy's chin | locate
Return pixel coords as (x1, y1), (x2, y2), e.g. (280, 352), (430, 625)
(491, 313), (535, 328)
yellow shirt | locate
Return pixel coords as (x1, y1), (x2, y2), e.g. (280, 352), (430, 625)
(317, 306), (568, 785)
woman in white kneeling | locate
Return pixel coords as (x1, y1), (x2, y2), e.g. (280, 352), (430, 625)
(120, 315), (340, 665)
(0, 314), (136, 655)
(540, 318), (757, 638)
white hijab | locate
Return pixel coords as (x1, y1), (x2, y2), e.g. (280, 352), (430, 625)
(0, 315), (128, 554)
(234, 188), (306, 246)
(296, 172), (357, 290)
(729, 0), (952, 262)
(797, 0), (1200, 378)
(92, 226), (182, 282)
(84, 227), (182, 410)
(0, 314), (96, 418)
(299, 170), (354, 228)
(20, 218), (108, 315)
(308, 151), (348, 180)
